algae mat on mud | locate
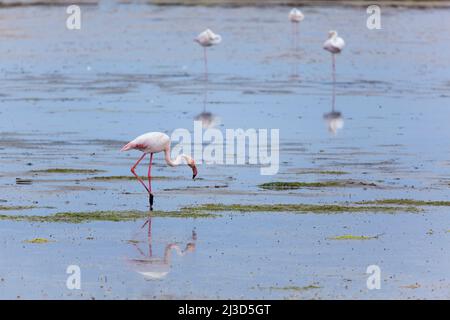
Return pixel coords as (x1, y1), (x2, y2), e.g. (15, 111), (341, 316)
(30, 168), (105, 174)
(258, 181), (378, 190)
(188, 203), (420, 214)
(327, 234), (381, 240)
(356, 199), (450, 206)
(0, 201), (427, 224)
(0, 210), (218, 223)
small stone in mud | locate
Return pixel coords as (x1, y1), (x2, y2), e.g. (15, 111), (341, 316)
(400, 283), (420, 289)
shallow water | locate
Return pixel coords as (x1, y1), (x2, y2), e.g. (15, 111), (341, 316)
(0, 3), (450, 299)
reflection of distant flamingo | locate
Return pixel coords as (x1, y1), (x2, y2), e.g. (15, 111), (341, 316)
(121, 132), (197, 210)
(323, 31), (345, 135)
(128, 217), (197, 280)
(323, 109), (344, 135)
(195, 111), (220, 129)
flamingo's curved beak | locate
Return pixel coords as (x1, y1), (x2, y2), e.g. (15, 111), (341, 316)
(189, 163), (198, 180)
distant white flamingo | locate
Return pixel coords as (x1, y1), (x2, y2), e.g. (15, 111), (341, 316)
(323, 30), (345, 83)
(323, 31), (345, 135)
(121, 132), (197, 210)
(194, 29), (221, 79)
(194, 29), (221, 128)
(288, 8), (304, 51)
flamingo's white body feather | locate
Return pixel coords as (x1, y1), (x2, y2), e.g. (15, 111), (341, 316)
(323, 31), (345, 54)
(195, 29), (222, 47)
(289, 8), (304, 23)
(122, 132), (170, 154)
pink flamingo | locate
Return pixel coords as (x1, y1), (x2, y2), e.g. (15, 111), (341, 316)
(121, 132), (197, 211)
(194, 29), (222, 80)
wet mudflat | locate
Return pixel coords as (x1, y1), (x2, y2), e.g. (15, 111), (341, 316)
(0, 2), (450, 299)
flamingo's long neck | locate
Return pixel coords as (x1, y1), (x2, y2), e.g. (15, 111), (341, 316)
(164, 145), (188, 167)
(164, 244), (184, 263)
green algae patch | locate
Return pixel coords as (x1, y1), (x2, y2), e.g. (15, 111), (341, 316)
(356, 199), (450, 206)
(23, 238), (53, 244)
(296, 170), (349, 175)
(0, 209), (219, 223)
(270, 285), (321, 291)
(31, 168), (106, 174)
(87, 175), (175, 181)
(0, 202), (422, 224)
(0, 205), (36, 211)
(259, 181), (343, 190)
(258, 180), (380, 190)
(186, 203), (420, 214)
(328, 234), (380, 241)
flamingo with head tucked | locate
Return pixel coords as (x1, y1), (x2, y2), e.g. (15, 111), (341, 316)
(323, 30), (345, 82)
(194, 29), (221, 79)
(323, 30), (345, 135)
(288, 8), (304, 51)
(121, 132), (197, 211)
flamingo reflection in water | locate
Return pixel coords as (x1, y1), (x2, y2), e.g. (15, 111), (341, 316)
(323, 72), (344, 135)
(127, 217), (197, 280)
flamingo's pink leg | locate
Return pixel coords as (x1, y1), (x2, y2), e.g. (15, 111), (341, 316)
(147, 153), (153, 193)
(139, 217), (153, 256)
(332, 54), (336, 111)
(291, 23), (295, 51)
(204, 47), (208, 81)
(147, 218), (152, 256)
(203, 47), (209, 111)
(131, 153), (150, 194)
(295, 23), (298, 52)
(330, 53), (336, 84)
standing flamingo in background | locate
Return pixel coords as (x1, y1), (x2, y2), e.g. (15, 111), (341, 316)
(194, 29), (221, 128)
(194, 29), (222, 80)
(323, 31), (345, 135)
(323, 30), (345, 84)
(288, 8), (304, 52)
(121, 132), (197, 211)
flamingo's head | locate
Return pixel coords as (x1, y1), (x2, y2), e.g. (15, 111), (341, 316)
(185, 243), (196, 252)
(188, 159), (198, 180)
(328, 30), (338, 38)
